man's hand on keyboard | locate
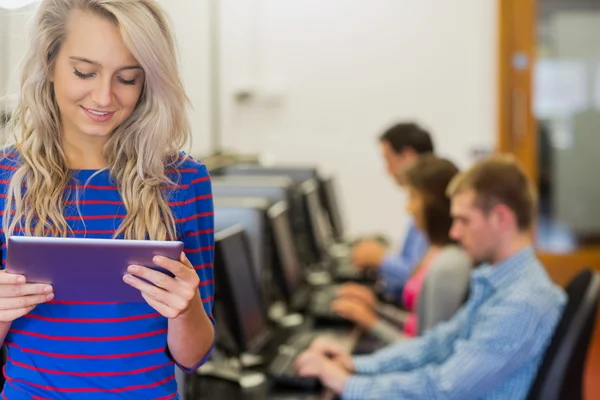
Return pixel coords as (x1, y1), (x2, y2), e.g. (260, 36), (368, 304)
(331, 297), (378, 329)
(337, 283), (376, 308)
(294, 350), (350, 395)
(307, 337), (355, 372)
(351, 239), (387, 269)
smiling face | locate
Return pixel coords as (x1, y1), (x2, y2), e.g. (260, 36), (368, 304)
(51, 9), (145, 143)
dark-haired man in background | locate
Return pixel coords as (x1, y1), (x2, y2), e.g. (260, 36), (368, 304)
(351, 122), (433, 297)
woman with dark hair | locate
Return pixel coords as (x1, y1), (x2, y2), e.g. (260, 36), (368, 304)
(332, 155), (472, 343)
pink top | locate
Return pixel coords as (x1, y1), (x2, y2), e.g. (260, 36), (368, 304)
(402, 250), (440, 337)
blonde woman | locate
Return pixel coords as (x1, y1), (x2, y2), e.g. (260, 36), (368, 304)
(0, 0), (214, 398)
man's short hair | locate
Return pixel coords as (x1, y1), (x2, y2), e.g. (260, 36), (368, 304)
(446, 154), (537, 231)
(379, 122), (435, 155)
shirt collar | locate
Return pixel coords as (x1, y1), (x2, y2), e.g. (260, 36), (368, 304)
(472, 246), (537, 290)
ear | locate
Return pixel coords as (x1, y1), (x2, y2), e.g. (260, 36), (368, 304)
(402, 147), (418, 160)
(489, 204), (516, 231)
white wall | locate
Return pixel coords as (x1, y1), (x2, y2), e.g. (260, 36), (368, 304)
(218, 0), (498, 243)
(1, 6), (33, 139)
(4, 5), (36, 102)
(156, 0), (213, 156)
(0, 9), (8, 98)
(0, 8), (8, 139)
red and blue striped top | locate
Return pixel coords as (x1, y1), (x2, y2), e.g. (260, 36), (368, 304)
(0, 151), (215, 399)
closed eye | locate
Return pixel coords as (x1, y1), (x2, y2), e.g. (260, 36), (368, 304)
(452, 216), (468, 224)
(73, 68), (94, 80)
(117, 77), (137, 86)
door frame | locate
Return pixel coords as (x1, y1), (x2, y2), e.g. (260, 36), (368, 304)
(496, 0), (600, 278)
(497, 0), (537, 179)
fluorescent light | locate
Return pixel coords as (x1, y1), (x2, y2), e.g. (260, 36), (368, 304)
(0, 0), (39, 10)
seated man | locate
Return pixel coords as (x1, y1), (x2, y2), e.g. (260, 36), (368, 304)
(351, 122), (432, 298)
(295, 155), (566, 399)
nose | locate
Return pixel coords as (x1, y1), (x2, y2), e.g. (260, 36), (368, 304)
(449, 222), (460, 241)
(90, 77), (114, 108)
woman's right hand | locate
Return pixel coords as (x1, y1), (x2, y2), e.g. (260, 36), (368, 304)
(330, 297), (379, 329)
(337, 283), (376, 308)
(0, 271), (54, 323)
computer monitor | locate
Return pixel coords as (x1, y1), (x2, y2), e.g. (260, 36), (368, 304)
(212, 176), (294, 208)
(214, 225), (271, 354)
(319, 175), (346, 242)
(214, 198), (271, 284)
(212, 177), (318, 269)
(300, 179), (335, 264)
(267, 201), (302, 304)
(216, 164), (320, 185)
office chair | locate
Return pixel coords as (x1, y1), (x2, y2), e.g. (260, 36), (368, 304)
(527, 269), (600, 400)
(416, 247), (471, 335)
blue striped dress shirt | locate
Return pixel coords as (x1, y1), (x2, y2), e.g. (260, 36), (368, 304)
(379, 217), (428, 298)
(344, 246), (566, 400)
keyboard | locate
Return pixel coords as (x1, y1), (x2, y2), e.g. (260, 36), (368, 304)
(309, 286), (337, 317)
(308, 286), (354, 326)
(332, 259), (378, 284)
(268, 332), (321, 390)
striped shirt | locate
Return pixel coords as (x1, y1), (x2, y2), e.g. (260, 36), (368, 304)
(0, 151), (215, 399)
(344, 246), (566, 400)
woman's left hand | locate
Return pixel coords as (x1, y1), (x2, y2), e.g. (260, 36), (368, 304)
(123, 252), (201, 319)
(330, 297), (379, 329)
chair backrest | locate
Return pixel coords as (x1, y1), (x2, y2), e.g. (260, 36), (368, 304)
(527, 269), (600, 400)
(416, 246), (471, 335)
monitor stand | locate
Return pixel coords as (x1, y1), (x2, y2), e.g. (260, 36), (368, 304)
(306, 270), (331, 286)
(278, 312), (304, 328)
(240, 353), (264, 368)
(196, 351), (266, 389)
(268, 301), (288, 321)
(268, 302), (305, 329)
(329, 242), (350, 258)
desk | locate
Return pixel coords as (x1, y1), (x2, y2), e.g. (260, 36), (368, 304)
(188, 326), (363, 400)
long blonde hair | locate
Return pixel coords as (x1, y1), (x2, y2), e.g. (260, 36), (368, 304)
(3, 0), (191, 241)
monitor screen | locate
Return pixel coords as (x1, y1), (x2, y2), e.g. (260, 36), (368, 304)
(214, 201), (268, 282)
(219, 164), (319, 185)
(214, 226), (268, 353)
(302, 179), (334, 262)
(319, 176), (345, 241)
(267, 202), (302, 302)
(212, 179), (316, 269)
(212, 181), (289, 206)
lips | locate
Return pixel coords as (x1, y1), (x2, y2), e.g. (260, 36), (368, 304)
(81, 106), (115, 123)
